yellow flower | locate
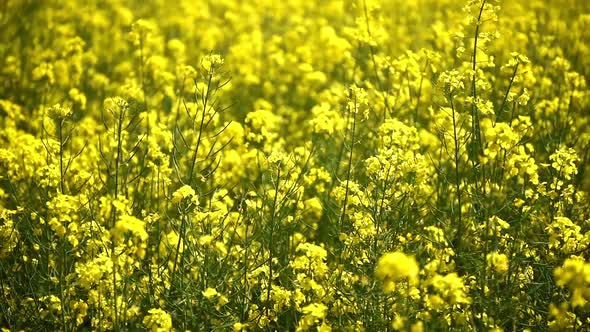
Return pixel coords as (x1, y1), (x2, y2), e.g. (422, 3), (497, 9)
(392, 315), (406, 330)
(426, 273), (471, 306)
(202, 287), (219, 299)
(129, 19), (155, 47)
(111, 215), (148, 243)
(172, 185), (198, 204)
(47, 103), (72, 119)
(201, 53), (224, 73)
(143, 308), (173, 332)
(486, 252), (509, 274)
(318, 322), (332, 332)
(301, 303), (328, 320)
(233, 322), (248, 332)
(411, 321), (424, 332)
(375, 252), (420, 285)
(554, 257), (590, 308)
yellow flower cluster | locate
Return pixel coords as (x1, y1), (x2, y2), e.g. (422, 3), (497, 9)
(143, 308), (173, 332)
(1, 0), (589, 330)
(550, 257), (590, 330)
(375, 251), (420, 287)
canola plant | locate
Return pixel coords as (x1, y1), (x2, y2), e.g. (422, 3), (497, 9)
(0, 0), (590, 331)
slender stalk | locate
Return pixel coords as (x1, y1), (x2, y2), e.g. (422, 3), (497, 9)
(242, 219), (250, 321)
(470, 0), (487, 201)
(139, 34), (149, 116)
(57, 117), (68, 331)
(414, 59), (430, 124)
(362, 0), (392, 118)
(450, 93), (464, 255)
(266, 166), (281, 317)
(497, 63), (519, 123)
(110, 103), (125, 330)
(340, 99), (357, 229)
(169, 212), (187, 298)
(470, 3), (490, 327)
(374, 163), (391, 255)
(59, 240), (68, 332)
(188, 73), (213, 184)
(58, 119), (65, 195)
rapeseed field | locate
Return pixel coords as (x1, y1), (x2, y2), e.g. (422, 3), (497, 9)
(1, 0), (589, 330)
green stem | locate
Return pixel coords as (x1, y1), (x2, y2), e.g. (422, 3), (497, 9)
(266, 166), (281, 317)
(340, 100), (357, 229)
(450, 93), (464, 256)
(188, 73), (213, 184)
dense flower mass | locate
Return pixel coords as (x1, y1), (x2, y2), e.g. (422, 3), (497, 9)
(1, 0), (590, 330)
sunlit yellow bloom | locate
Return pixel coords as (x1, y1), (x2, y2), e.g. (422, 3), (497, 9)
(375, 252), (420, 286)
(202, 287), (219, 299)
